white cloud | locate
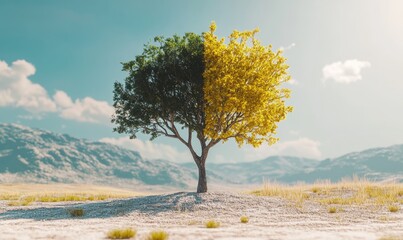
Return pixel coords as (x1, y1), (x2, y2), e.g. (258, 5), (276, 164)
(279, 43), (296, 51)
(0, 60), (56, 112)
(53, 90), (73, 108)
(0, 59), (114, 124)
(243, 137), (322, 160)
(54, 91), (114, 124)
(322, 59), (371, 83)
(99, 137), (191, 163)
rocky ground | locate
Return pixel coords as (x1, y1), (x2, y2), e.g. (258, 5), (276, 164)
(0, 192), (402, 240)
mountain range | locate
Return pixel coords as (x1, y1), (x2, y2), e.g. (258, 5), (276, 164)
(0, 123), (402, 188)
(0, 123), (198, 188)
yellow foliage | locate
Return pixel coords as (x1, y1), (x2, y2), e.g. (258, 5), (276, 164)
(203, 22), (292, 147)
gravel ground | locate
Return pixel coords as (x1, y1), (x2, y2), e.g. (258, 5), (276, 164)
(0, 192), (402, 240)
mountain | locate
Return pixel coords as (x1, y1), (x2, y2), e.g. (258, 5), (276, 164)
(182, 146), (403, 184)
(181, 156), (318, 184)
(211, 156), (318, 183)
(285, 145), (403, 183)
(0, 123), (198, 188)
(1, 123), (402, 187)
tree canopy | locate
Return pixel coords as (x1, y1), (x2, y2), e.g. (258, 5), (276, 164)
(203, 22), (292, 147)
(112, 23), (292, 192)
(113, 33), (205, 140)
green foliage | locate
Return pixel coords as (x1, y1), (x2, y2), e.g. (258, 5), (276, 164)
(113, 33), (205, 140)
(107, 228), (136, 239)
(146, 230), (169, 240)
(112, 24), (292, 193)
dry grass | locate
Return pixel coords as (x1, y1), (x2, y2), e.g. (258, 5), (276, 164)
(107, 228), (136, 239)
(205, 220), (220, 228)
(378, 236), (403, 240)
(0, 184), (140, 206)
(240, 216), (249, 223)
(250, 182), (310, 207)
(328, 206), (337, 213)
(311, 187), (320, 193)
(388, 205), (400, 212)
(251, 177), (403, 208)
(146, 230), (169, 240)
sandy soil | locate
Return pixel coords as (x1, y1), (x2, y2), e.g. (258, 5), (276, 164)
(0, 192), (402, 240)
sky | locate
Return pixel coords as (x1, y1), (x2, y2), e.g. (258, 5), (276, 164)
(1, 0), (403, 163)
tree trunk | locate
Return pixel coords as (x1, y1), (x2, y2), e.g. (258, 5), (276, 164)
(196, 162), (207, 193)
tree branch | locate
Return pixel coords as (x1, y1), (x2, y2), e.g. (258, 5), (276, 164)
(207, 138), (221, 149)
(168, 113), (200, 161)
(187, 127), (192, 145)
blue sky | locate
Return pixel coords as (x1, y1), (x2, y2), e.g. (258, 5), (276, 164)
(1, 0), (403, 163)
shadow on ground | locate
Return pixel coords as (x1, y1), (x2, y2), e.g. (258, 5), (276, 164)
(0, 192), (204, 221)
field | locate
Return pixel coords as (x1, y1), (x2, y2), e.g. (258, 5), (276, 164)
(0, 184), (141, 206)
(0, 181), (402, 240)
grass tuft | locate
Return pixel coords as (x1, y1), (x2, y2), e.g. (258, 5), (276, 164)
(312, 187), (320, 193)
(67, 208), (85, 217)
(240, 216), (249, 223)
(388, 205), (400, 213)
(328, 206), (337, 213)
(205, 220), (220, 228)
(107, 228), (136, 239)
(146, 230), (169, 240)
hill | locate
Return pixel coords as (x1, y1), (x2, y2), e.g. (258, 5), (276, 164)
(0, 123), (197, 188)
(1, 123), (402, 186)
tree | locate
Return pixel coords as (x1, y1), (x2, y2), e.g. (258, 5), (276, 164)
(112, 23), (292, 193)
